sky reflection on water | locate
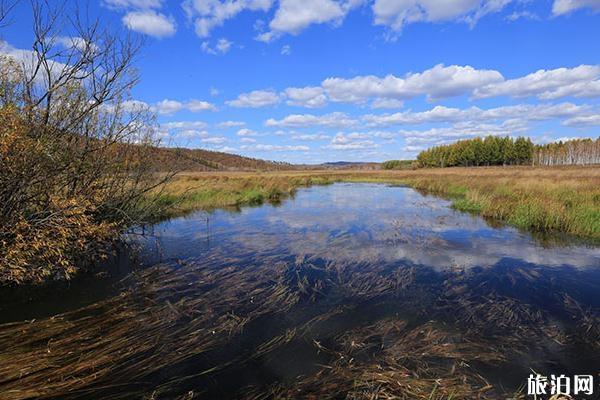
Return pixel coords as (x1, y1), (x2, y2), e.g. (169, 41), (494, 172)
(140, 183), (599, 273)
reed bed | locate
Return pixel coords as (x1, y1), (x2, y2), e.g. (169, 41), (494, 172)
(1, 246), (598, 399)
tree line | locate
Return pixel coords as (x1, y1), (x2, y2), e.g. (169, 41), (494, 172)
(416, 136), (535, 168)
(534, 138), (600, 166)
(415, 136), (600, 168)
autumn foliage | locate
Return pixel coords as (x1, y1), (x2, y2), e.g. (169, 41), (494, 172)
(0, 3), (168, 285)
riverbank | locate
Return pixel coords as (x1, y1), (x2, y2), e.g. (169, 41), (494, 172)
(156, 166), (600, 241)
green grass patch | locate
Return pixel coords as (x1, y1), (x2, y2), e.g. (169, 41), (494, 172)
(452, 198), (483, 213)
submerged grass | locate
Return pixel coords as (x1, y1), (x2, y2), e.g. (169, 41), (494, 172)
(156, 166), (600, 241)
(1, 247), (597, 399)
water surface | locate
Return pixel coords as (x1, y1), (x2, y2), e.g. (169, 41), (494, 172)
(1, 183), (599, 399)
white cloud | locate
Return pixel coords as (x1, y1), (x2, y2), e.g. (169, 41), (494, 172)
(284, 86), (328, 108)
(232, 64), (600, 111)
(322, 64), (504, 103)
(186, 99), (218, 112)
(183, 0), (275, 38)
(257, 0), (364, 42)
(121, 100), (152, 113)
(371, 98), (404, 109)
(552, 0), (600, 15)
(363, 103), (588, 127)
(265, 112), (358, 128)
(562, 114), (600, 126)
(398, 120), (530, 150)
(217, 120), (246, 128)
(227, 90), (281, 107)
(474, 65), (600, 99)
(55, 36), (98, 53)
(281, 45), (292, 55)
(102, 0), (162, 9)
(237, 128), (258, 136)
(154, 99), (216, 115)
(505, 11), (540, 21)
(292, 134), (331, 141)
(240, 137), (257, 143)
(161, 121), (208, 130)
(326, 132), (379, 150)
(122, 10), (176, 38)
(155, 99), (184, 115)
(201, 136), (228, 144)
(241, 143), (310, 151)
(372, 0), (515, 32)
(176, 129), (209, 139)
(201, 38), (233, 55)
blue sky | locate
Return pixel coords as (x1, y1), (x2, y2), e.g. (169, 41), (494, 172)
(2, 0), (600, 163)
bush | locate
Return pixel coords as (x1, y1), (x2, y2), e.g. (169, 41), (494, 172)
(0, 3), (170, 285)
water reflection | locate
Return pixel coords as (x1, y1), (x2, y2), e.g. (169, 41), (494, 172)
(140, 183), (599, 270)
(0, 183), (598, 400)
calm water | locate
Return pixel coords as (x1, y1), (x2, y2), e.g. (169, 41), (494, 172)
(1, 183), (599, 399)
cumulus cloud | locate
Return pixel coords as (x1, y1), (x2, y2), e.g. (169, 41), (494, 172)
(227, 90), (281, 107)
(241, 143), (310, 151)
(161, 121), (208, 130)
(292, 134), (331, 141)
(562, 114), (600, 126)
(265, 112), (358, 128)
(552, 0), (600, 15)
(217, 120), (246, 128)
(122, 10), (176, 38)
(474, 65), (600, 99)
(398, 120), (530, 148)
(186, 99), (218, 112)
(256, 0), (365, 42)
(326, 132), (379, 150)
(372, 0), (515, 32)
(363, 103), (589, 127)
(201, 38), (233, 54)
(155, 99), (184, 115)
(102, 0), (163, 9)
(231, 64), (600, 111)
(154, 99), (216, 115)
(371, 98), (405, 109)
(284, 86), (328, 108)
(55, 36), (99, 53)
(201, 136), (228, 144)
(237, 128), (258, 136)
(322, 64), (504, 103)
(183, 0), (275, 38)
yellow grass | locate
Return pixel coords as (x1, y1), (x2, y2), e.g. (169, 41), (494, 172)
(156, 166), (600, 241)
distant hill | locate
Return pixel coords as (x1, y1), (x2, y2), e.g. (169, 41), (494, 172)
(147, 146), (384, 172)
(303, 161), (381, 170)
(149, 146), (295, 171)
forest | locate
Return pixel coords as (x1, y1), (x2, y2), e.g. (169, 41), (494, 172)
(415, 136), (600, 168)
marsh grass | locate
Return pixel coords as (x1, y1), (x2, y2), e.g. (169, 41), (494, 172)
(156, 166), (600, 241)
(1, 249), (597, 399)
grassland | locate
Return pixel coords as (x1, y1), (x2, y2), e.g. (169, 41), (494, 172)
(156, 166), (600, 241)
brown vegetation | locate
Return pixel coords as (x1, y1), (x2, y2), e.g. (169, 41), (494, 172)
(1, 245), (597, 399)
(147, 146), (295, 172)
(0, 2), (168, 285)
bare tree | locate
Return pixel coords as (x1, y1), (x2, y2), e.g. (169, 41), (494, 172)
(0, 0), (17, 27)
(0, 0), (173, 284)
